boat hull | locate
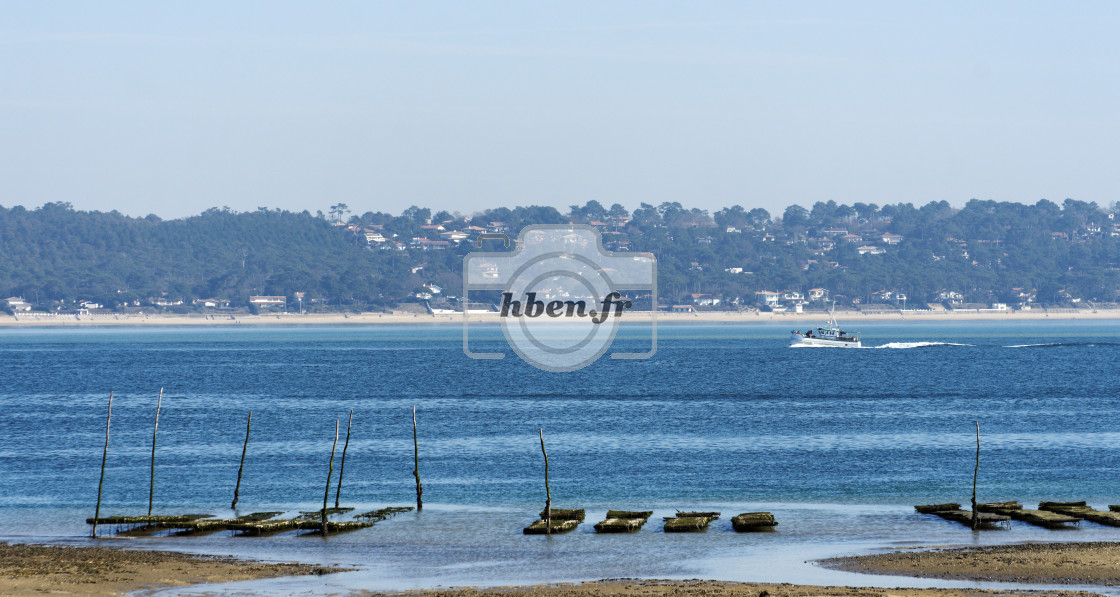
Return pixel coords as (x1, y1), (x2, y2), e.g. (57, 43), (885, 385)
(790, 333), (861, 348)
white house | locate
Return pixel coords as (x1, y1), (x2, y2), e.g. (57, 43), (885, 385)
(4, 297), (31, 311)
(754, 291), (781, 305)
(937, 290), (964, 304)
(690, 293), (721, 306)
(249, 296), (286, 307)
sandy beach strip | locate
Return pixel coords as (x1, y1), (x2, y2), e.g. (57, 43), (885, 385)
(0, 542), (344, 596)
(822, 541), (1120, 586)
(3, 309), (1120, 327)
(4, 541), (1117, 597)
(362, 578), (1097, 597)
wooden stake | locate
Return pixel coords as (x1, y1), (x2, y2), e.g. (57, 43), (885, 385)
(323, 419), (339, 535)
(539, 428), (551, 535)
(231, 412), (252, 509)
(148, 388), (162, 517)
(93, 391), (113, 537)
(334, 410), (353, 508)
(971, 421), (980, 531)
(412, 406), (423, 511)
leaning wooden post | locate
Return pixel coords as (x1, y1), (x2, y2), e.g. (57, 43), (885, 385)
(231, 412), (252, 509)
(322, 420), (340, 535)
(147, 387), (163, 517)
(92, 391), (113, 538)
(334, 410), (353, 508)
(412, 406), (423, 511)
(539, 428), (551, 535)
(971, 421), (980, 531)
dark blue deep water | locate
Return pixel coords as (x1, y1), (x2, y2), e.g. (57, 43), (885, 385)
(2, 320), (1119, 592)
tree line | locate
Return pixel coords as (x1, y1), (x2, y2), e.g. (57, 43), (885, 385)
(1, 198), (1118, 312)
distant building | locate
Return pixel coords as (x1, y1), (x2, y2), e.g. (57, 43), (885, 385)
(439, 230), (468, 242)
(249, 296), (286, 307)
(690, 293), (720, 306)
(936, 290), (964, 305)
(4, 297), (31, 311)
(413, 239), (451, 250)
(754, 291), (781, 306)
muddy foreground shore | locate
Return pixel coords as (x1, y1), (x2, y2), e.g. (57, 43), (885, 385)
(6, 540), (1120, 596)
(0, 542), (342, 596)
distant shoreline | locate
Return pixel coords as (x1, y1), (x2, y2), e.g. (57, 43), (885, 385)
(3, 309), (1120, 327)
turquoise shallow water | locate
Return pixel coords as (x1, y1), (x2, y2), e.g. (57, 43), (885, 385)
(1, 320), (1119, 592)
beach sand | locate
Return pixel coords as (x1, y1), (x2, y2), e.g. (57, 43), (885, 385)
(2, 309), (1119, 327)
(823, 542), (1120, 586)
(5, 541), (1119, 597)
(0, 542), (343, 596)
(359, 579), (1096, 597)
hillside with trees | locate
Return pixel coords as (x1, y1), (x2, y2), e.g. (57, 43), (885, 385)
(2, 198), (1119, 314)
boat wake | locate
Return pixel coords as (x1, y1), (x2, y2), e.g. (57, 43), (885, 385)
(1005, 341), (1120, 348)
(871, 341), (974, 349)
(790, 341), (972, 349)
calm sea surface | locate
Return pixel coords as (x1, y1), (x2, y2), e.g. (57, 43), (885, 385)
(1, 320), (1119, 593)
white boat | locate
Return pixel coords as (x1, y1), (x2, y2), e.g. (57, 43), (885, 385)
(790, 306), (861, 348)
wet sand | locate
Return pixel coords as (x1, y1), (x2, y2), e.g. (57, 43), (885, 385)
(0, 542), (343, 596)
(4, 541), (1119, 597)
(359, 578), (1097, 597)
(823, 541), (1120, 585)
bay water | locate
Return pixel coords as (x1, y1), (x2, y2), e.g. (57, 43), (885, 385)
(1, 320), (1119, 592)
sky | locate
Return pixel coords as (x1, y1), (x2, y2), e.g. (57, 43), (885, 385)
(2, 1), (1118, 220)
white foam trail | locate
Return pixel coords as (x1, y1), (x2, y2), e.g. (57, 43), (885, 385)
(1005, 343), (1060, 348)
(790, 341), (973, 349)
(872, 341), (973, 349)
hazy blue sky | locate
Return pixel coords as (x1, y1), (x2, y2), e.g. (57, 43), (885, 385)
(2, 2), (1117, 220)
